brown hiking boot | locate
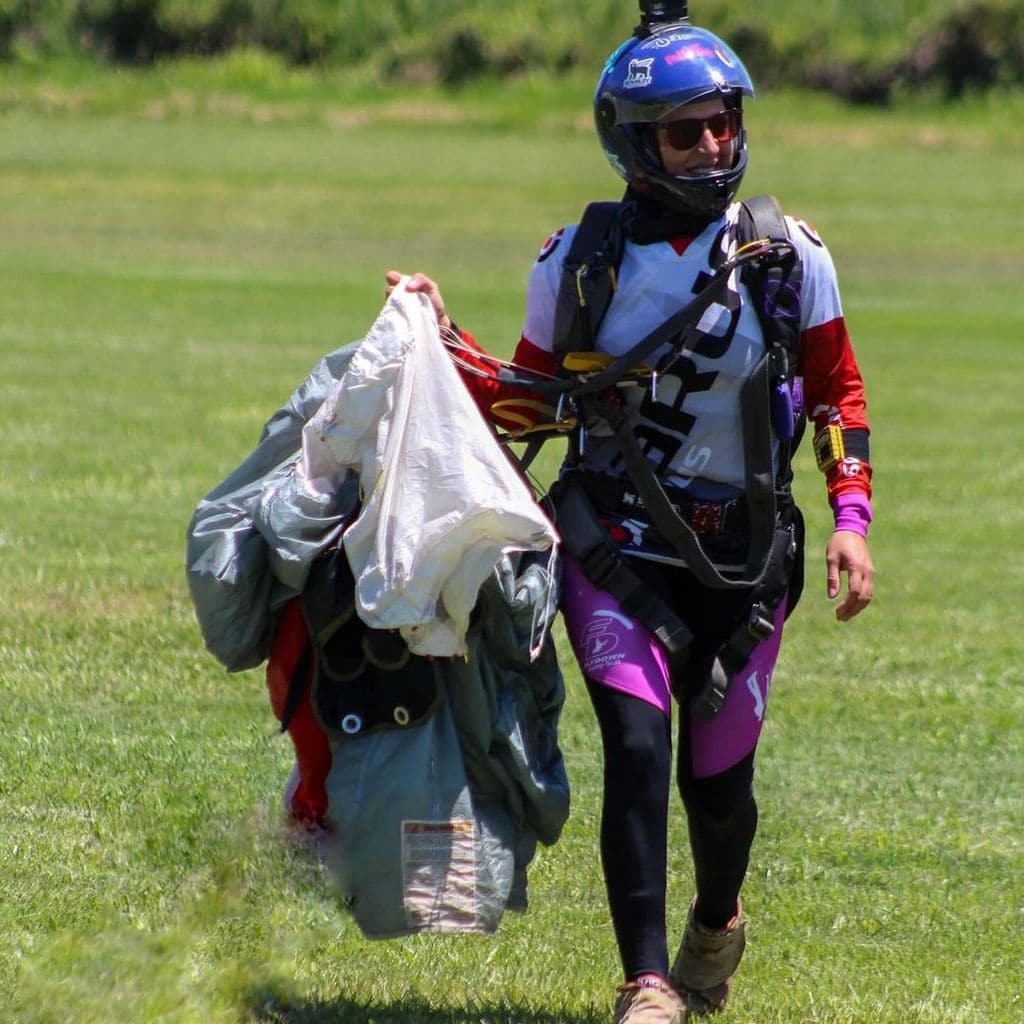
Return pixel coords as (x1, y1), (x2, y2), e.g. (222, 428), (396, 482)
(669, 901), (746, 1016)
(613, 975), (686, 1024)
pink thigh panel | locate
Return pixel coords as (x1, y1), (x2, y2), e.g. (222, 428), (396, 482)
(560, 558), (787, 778)
(688, 597), (786, 778)
(560, 557), (674, 715)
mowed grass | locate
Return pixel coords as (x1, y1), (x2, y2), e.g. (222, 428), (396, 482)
(1, 79), (1022, 1023)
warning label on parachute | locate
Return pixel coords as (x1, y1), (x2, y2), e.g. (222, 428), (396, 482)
(402, 819), (478, 931)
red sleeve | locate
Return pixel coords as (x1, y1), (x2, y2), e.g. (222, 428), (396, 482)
(452, 330), (562, 434)
(798, 316), (873, 504)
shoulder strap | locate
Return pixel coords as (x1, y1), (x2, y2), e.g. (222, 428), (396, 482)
(552, 201), (625, 362)
(737, 193), (787, 241)
(737, 194), (802, 363)
(737, 194), (805, 484)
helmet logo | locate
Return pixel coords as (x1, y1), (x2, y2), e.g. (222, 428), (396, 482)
(646, 32), (686, 48)
(623, 58), (655, 90)
(665, 43), (716, 66)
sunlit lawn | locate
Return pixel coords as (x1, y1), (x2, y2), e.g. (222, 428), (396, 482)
(1, 75), (1022, 1023)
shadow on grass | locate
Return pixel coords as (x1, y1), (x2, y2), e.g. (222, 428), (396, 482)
(247, 986), (605, 1024)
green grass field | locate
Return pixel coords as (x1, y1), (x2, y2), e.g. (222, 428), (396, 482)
(1, 71), (1023, 1023)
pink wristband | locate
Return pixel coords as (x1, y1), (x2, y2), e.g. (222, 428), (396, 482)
(831, 493), (872, 538)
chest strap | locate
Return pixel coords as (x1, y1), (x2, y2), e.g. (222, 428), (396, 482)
(599, 341), (785, 591)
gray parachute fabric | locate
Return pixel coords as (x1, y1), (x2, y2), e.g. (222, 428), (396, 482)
(322, 688), (513, 936)
(319, 552), (568, 938)
(186, 343), (361, 672)
(185, 293), (569, 937)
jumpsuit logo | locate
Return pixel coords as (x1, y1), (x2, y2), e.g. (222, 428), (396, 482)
(581, 610), (631, 672)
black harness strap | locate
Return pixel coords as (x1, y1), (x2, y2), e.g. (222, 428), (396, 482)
(567, 259), (738, 398)
(694, 517), (797, 718)
(604, 344), (780, 591)
(739, 344), (781, 580)
(737, 195), (800, 359)
(545, 195), (807, 715)
(737, 194), (805, 491)
(552, 201), (625, 362)
(548, 473), (694, 661)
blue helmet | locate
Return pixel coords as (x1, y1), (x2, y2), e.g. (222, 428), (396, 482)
(595, 24), (754, 218)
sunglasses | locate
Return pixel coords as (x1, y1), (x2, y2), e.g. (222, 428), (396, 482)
(655, 109), (742, 151)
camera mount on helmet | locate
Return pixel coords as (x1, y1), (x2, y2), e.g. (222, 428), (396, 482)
(636, 1), (690, 37)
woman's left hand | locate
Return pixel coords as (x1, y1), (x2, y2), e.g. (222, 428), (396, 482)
(825, 531), (875, 621)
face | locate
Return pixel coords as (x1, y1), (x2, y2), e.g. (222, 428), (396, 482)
(654, 97), (740, 177)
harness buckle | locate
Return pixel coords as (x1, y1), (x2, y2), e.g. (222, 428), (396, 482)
(746, 602), (776, 642)
(695, 659), (730, 721)
(581, 542), (621, 590)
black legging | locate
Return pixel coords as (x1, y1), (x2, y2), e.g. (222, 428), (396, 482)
(586, 677), (758, 980)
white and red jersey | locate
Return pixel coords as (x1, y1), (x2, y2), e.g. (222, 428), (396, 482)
(456, 201), (871, 524)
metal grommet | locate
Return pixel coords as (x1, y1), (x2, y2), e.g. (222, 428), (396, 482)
(393, 706), (410, 727)
(340, 713), (363, 735)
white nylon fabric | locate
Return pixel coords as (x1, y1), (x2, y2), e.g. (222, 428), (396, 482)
(301, 279), (557, 657)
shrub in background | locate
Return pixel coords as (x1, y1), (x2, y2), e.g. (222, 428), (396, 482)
(2, 0), (1023, 104)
